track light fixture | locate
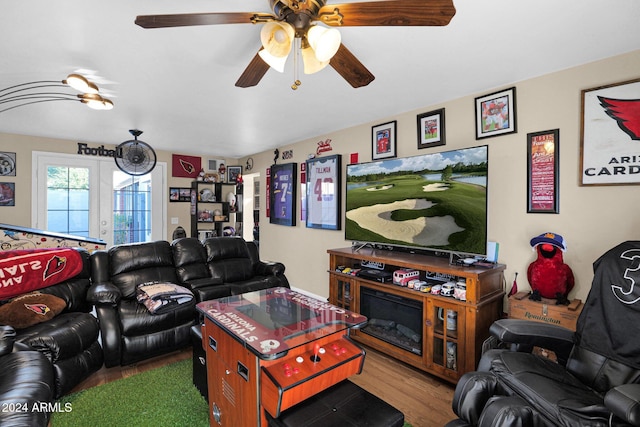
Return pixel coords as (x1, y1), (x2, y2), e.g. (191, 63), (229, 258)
(63, 74), (100, 94)
(0, 73), (113, 113)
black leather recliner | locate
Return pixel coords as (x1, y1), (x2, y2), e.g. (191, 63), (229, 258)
(8, 248), (103, 398)
(203, 236), (289, 295)
(0, 325), (55, 427)
(172, 237), (289, 301)
(88, 241), (196, 367)
(447, 240), (640, 427)
(172, 237), (232, 302)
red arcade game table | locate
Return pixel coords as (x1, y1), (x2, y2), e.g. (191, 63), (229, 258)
(196, 287), (368, 427)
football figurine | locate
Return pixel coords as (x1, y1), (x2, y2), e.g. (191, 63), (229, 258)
(527, 232), (575, 305)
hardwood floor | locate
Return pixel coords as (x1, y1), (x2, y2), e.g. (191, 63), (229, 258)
(350, 345), (456, 427)
(67, 344), (456, 426)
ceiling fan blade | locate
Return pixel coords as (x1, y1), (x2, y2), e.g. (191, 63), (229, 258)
(318, 0), (455, 27)
(135, 12), (271, 29)
(330, 44), (375, 88)
(235, 50), (271, 88)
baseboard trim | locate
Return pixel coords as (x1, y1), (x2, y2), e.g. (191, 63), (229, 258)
(290, 286), (327, 302)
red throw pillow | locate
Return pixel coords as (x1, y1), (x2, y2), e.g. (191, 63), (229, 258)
(0, 292), (66, 329)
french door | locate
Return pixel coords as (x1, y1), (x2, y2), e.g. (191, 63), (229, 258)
(32, 151), (166, 247)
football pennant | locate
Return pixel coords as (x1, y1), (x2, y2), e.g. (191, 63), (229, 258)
(172, 154), (201, 178)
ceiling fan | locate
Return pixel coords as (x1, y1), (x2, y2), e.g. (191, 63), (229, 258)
(135, 0), (456, 88)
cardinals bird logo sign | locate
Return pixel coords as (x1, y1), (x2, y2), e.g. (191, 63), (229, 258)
(581, 78), (640, 185)
(172, 154), (201, 178)
(598, 97), (640, 141)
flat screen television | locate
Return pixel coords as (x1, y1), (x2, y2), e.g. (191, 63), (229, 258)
(345, 145), (488, 257)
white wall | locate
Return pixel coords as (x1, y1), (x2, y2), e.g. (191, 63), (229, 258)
(252, 49), (640, 303)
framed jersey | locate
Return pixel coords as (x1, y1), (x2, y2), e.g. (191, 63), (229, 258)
(269, 162), (297, 226)
(305, 154), (341, 230)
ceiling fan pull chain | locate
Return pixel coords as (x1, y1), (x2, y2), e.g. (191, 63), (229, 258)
(291, 37), (301, 90)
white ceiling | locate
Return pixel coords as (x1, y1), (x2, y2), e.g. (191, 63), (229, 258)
(1, 0), (639, 159)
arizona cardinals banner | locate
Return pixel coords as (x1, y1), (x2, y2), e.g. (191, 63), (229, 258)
(580, 78), (640, 185)
(172, 154), (201, 178)
(0, 248), (83, 299)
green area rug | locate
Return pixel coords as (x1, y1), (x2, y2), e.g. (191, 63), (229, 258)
(52, 358), (412, 427)
(52, 359), (209, 427)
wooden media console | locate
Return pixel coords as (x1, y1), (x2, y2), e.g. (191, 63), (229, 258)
(328, 247), (506, 383)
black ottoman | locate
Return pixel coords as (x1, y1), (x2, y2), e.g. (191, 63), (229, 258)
(190, 324), (208, 401)
(265, 379), (404, 427)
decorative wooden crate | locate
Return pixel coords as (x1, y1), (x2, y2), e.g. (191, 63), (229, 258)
(508, 291), (583, 331)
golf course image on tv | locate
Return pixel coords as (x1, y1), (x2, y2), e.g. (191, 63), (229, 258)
(345, 145), (488, 256)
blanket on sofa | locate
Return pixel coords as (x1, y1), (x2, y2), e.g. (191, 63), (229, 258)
(0, 248), (84, 300)
(136, 282), (194, 315)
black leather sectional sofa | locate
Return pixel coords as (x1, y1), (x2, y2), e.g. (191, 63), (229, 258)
(0, 236), (288, 426)
(0, 247), (103, 426)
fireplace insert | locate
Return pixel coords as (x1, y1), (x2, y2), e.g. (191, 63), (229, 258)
(359, 286), (423, 355)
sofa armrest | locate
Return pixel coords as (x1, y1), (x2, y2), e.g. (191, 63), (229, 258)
(0, 325), (15, 356)
(89, 249), (111, 283)
(246, 240), (285, 276)
(255, 261), (285, 277)
(489, 319), (575, 364)
(87, 281), (122, 305)
(605, 384), (640, 426)
(87, 282), (123, 368)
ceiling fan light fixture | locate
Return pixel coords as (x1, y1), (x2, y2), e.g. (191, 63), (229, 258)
(260, 21), (295, 58)
(64, 73), (99, 94)
(258, 48), (289, 73)
(306, 25), (341, 62)
(301, 43), (329, 74)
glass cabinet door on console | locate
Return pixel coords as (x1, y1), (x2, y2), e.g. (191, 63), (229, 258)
(426, 299), (465, 380)
(329, 275), (353, 311)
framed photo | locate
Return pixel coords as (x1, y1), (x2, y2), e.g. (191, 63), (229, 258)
(0, 182), (15, 206)
(306, 155), (342, 230)
(269, 162), (297, 226)
(417, 109), (445, 149)
(227, 165), (242, 184)
(197, 209), (214, 222)
(0, 152), (16, 176)
(527, 129), (559, 214)
(580, 78), (640, 186)
(475, 87), (517, 139)
(372, 121), (397, 160)
(169, 187), (192, 202)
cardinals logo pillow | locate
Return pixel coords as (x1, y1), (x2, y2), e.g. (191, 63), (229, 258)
(0, 292), (66, 329)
